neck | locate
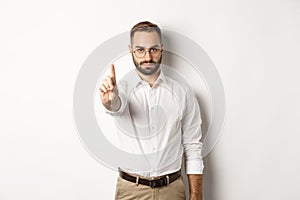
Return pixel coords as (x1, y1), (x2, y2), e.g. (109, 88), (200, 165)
(136, 69), (161, 87)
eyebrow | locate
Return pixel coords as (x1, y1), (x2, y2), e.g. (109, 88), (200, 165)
(134, 45), (161, 49)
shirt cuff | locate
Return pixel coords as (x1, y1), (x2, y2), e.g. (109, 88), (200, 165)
(185, 160), (204, 174)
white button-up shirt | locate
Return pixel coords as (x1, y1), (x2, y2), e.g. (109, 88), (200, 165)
(106, 69), (203, 177)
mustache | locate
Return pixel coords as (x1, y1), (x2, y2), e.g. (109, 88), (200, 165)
(140, 60), (155, 65)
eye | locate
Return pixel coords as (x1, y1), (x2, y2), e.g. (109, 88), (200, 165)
(135, 48), (145, 53)
(150, 48), (158, 53)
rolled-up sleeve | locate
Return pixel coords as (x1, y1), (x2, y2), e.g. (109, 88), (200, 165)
(181, 88), (204, 174)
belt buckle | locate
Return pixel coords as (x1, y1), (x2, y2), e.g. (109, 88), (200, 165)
(149, 179), (158, 188)
(149, 177), (165, 188)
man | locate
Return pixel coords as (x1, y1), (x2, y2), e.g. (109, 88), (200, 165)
(99, 21), (203, 200)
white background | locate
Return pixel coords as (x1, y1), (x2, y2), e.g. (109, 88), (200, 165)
(1, 0), (300, 199)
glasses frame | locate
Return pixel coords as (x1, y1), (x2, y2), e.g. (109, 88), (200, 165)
(133, 47), (163, 58)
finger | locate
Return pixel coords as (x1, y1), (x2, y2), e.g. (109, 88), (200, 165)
(102, 79), (110, 89)
(108, 91), (116, 101)
(100, 93), (110, 105)
(99, 89), (105, 99)
(99, 84), (108, 93)
(104, 78), (115, 91)
(110, 64), (116, 84)
(100, 91), (109, 101)
(105, 76), (114, 90)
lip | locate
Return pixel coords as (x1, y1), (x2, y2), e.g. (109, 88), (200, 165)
(142, 63), (154, 67)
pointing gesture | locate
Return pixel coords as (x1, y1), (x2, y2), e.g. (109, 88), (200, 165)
(99, 64), (120, 111)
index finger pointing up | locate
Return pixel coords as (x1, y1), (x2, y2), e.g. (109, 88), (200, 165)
(110, 64), (116, 79)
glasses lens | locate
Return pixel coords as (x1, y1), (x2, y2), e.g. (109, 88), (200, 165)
(134, 48), (161, 58)
(151, 49), (160, 57)
(134, 49), (144, 58)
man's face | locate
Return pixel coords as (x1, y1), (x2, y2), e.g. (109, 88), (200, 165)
(130, 31), (163, 76)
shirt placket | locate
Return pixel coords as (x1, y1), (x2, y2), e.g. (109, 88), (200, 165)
(148, 86), (158, 176)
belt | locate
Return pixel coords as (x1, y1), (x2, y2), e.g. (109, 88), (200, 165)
(119, 170), (181, 188)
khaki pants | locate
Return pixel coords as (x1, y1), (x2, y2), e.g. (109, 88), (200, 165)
(115, 176), (186, 200)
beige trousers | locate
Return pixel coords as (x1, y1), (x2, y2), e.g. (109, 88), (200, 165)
(114, 176), (186, 200)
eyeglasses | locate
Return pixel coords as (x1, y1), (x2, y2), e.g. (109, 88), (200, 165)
(133, 48), (162, 58)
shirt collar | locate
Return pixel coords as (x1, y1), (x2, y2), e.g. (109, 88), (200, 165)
(129, 69), (167, 88)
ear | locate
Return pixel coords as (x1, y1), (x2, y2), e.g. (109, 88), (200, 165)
(128, 45), (133, 53)
(161, 43), (164, 50)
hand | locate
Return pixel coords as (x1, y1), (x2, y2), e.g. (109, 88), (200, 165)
(99, 64), (120, 111)
(190, 194), (202, 200)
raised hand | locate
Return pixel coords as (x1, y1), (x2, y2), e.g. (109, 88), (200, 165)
(99, 64), (120, 111)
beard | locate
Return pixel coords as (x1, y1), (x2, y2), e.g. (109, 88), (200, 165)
(132, 55), (162, 76)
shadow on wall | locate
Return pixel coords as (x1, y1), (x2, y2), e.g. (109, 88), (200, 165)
(162, 51), (214, 200)
(162, 51), (211, 138)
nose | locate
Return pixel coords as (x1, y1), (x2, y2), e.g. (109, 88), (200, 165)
(144, 51), (152, 61)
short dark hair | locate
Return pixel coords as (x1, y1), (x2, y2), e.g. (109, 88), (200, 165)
(130, 21), (162, 44)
